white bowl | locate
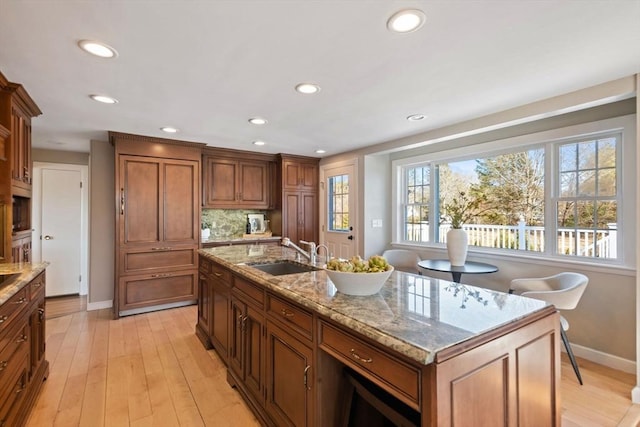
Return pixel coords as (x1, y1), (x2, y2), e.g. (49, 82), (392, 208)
(325, 266), (394, 296)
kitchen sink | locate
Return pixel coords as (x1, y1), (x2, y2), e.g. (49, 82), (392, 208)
(247, 260), (320, 276)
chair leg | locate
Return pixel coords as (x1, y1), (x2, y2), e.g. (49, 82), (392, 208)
(560, 327), (583, 385)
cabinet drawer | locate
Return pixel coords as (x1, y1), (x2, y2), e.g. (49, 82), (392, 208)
(0, 287), (29, 335)
(121, 247), (197, 274)
(210, 261), (231, 285)
(267, 295), (313, 341)
(233, 276), (264, 307)
(30, 271), (45, 300)
(199, 257), (211, 274)
(319, 321), (420, 409)
(118, 269), (197, 313)
(0, 321), (29, 389)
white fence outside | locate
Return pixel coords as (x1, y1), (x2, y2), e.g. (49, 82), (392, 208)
(406, 220), (616, 258)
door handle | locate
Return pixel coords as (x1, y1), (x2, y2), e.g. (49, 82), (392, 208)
(347, 235), (353, 240)
(44, 235), (53, 240)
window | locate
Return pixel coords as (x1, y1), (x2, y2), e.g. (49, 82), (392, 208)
(394, 122), (627, 263)
(555, 135), (618, 258)
(405, 166), (430, 242)
(328, 174), (349, 232)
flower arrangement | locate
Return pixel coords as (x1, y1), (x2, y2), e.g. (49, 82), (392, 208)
(442, 191), (485, 229)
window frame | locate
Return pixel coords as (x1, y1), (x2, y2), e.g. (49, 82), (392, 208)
(391, 115), (635, 268)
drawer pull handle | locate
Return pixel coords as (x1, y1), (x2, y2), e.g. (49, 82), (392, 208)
(0, 360), (7, 371)
(151, 274), (172, 278)
(120, 188), (125, 215)
(303, 365), (311, 390)
(350, 349), (373, 364)
(0, 316), (7, 324)
(15, 383), (25, 394)
(213, 272), (222, 278)
(39, 308), (45, 321)
(12, 297), (27, 305)
(33, 281), (42, 287)
(16, 334), (28, 344)
(280, 309), (295, 318)
(151, 247), (172, 251)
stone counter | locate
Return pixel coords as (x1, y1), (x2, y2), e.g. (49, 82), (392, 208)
(199, 245), (549, 365)
(0, 262), (50, 305)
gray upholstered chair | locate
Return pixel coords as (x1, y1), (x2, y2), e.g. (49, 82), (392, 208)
(381, 249), (421, 275)
(509, 272), (589, 385)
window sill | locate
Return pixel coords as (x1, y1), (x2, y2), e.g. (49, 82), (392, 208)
(391, 241), (636, 277)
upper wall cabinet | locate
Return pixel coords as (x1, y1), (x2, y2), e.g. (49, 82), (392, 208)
(203, 148), (276, 209)
(281, 156), (318, 192)
(0, 75), (42, 197)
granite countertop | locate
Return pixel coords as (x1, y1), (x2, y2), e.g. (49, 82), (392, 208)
(199, 245), (550, 365)
(201, 235), (281, 245)
(0, 262), (50, 305)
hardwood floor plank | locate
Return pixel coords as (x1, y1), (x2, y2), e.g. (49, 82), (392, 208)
(24, 302), (639, 426)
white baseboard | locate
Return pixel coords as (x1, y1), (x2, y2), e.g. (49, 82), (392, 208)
(87, 300), (113, 311)
(568, 342), (636, 374)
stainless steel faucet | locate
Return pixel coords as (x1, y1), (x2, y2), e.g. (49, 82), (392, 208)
(281, 237), (316, 264)
(315, 244), (330, 264)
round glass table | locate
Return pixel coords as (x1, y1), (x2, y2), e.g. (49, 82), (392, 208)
(417, 259), (498, 283)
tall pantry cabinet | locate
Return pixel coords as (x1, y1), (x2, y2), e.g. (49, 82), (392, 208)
(111, 132), (204, 318)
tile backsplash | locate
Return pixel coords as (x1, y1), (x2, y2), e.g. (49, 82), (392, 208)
(202, 209), (269, 238)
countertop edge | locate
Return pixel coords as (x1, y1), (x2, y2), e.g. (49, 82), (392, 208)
(0, 262), (50, 305)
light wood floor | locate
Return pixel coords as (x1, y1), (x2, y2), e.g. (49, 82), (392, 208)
(46, 295), (87, 319)
(27, 300), (640, 426)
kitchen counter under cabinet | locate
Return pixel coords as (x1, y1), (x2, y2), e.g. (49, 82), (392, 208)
(198, 245), (560, 427)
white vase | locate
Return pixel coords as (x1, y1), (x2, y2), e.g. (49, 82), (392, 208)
(201, 228), (211, 240)
(447, 228), (468, 266)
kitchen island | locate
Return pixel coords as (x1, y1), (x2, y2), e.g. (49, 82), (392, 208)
(0, 262), (49, 427)
(198, 245), (560, 426)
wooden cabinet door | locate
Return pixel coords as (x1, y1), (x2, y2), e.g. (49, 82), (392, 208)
(283, 191), (301, 244)
(229, 296), (265, 403)
(282, 191), (317, 244)
(299, 192), (317, 243)
(10, 108), (32, 192)
(244, 304), (265, 404)
(211, 280), (230, 361)
(163, 160), (199, 244)
(204, 156), (269, 209)
(229, 297), (245, 378)
(119, 155), (161, 246)
(282, 160), (318, 192)
(120, 156), (198, 246)
(197, 274), (211, 339)
(204, 157), (238, 206)
(238, 161), (269, 208)
(266, 320), (314, 427)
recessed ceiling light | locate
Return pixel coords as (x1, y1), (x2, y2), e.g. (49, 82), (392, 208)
(387, 9), (426, 33)
(78, 40), (118, 58)
(295, 83), (321, 94)
(161, 127), (179, 133)
(89, 94), (118, 104)
(253, 140), (266, 146)
(248, 117), (268, 125)
(407, 114), (426, 121)
(315, 149), (326, 154)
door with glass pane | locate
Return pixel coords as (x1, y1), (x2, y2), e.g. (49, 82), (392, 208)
(322, 164), (356, 260)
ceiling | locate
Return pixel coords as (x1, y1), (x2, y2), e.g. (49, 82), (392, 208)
(1, 1), (639, 157)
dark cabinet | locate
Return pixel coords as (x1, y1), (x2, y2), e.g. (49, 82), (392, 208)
(265, 320), (314, 427)
(0, 72), (40, 264)
(112, 132), (204, 318)
(282, 191), (317, 245)
(230, 295), (265, 405)
(202, 148), (276, 209)
(277, 155), (319, 245)
(0, 270), (49, 427)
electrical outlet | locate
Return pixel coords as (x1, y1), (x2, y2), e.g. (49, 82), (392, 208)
(372, 219), (383, 228)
